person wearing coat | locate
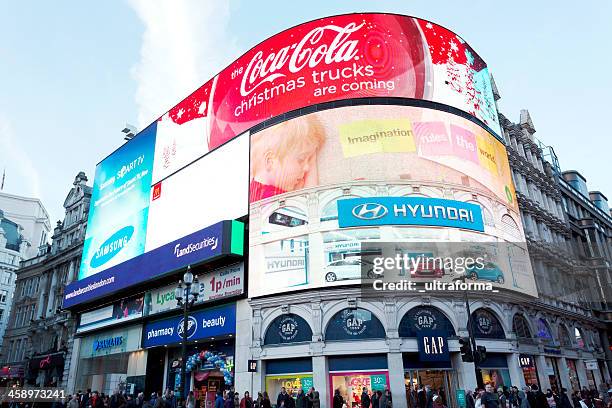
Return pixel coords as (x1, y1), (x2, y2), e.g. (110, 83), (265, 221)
(295, 389), (308, 408)
(518, 388), (530, 408)
(333, 390), (344, 408)
(361, 388), (371, 408)
(307, 388), (320, 408)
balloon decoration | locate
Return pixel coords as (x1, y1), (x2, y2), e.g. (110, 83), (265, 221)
(183, 349), (234, 385)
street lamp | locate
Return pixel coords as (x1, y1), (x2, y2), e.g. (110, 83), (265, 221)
(176, 265), (199, 401)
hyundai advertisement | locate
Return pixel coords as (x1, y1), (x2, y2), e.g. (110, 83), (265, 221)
(247, 105), (536, 297)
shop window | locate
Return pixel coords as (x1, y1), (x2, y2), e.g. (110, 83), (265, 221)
(470, 309), (505, 339)
(512, 314), (532, 340)
(398, 306), (456, 338)
(325, 308), (385, 341)
(264, 314), (313, 345)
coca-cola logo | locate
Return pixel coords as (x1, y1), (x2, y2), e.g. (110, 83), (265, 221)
(240, 22), (365, 97)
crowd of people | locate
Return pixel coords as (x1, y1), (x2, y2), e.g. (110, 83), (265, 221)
(462, 384), (612, 408)
(7, 383), (612, 408)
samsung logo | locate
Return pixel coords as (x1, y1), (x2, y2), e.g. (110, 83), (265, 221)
(91, 226), (134, 268)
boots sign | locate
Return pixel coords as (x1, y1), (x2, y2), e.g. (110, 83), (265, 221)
(417, 330), (449, 362)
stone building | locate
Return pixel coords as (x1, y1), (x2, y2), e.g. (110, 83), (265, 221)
(1, 172), (90, 387)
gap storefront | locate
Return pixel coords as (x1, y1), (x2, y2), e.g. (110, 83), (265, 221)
(142, 302), (237, 403)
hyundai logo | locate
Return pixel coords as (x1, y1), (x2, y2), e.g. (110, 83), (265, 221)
(352, 203), (388, 220)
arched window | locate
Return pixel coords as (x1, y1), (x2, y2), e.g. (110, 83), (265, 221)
(558, 325), (572, 347)
(468, 201), (495, 227)
(398, 306), (456, 338)
(471, 309), (505, 339)
(501, 214), (521, 238)
(264, 314), (313, 345)
(536, 318), (553, 343)
(320, 196), (358, 221)
(512, 314), (532, 339)
(575, 328), (585, 348)
(325, 308), (385, 341)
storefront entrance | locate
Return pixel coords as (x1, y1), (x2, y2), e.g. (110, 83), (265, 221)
(404, 370), (456, 408)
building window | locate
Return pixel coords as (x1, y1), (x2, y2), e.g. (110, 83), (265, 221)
(512, 314), (532, 339)
(1, 272), (11, 285)
(0, 290), (7, 304)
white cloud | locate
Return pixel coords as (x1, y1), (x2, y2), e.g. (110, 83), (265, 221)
(128, 0), (238, 128)
(0, 115), (41, 198)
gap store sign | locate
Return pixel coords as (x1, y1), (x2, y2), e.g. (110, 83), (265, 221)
(64, 220), (244, 308)
(337, 197), (484, 232)
(143, 303), (236, 348)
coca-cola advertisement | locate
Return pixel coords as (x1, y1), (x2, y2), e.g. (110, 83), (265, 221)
(154, 13), (500, 168)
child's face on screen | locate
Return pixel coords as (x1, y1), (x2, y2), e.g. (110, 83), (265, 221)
(270, 146), (316, 191)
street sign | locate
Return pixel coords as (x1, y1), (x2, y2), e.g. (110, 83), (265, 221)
(248, 360), (258, 372)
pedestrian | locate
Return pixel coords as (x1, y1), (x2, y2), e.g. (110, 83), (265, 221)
(307, 388), (320, 408)
(155, 393), (166, 408)
(426, 386), (434, 408)
(254, 392), (263, 408)
(69, 395), (80, 408)
(482, 385), (499, 408)
(261, 392), (271, 408)
(371, 390), (379, 408)
(277, 388), (291, 408)
(214, 392), (224, 408)
(518, 387), (529, 408)
(547, 389), (558, 408)
(239, 392), (252, 408)
(432, 396), (447, 408)
(333, 390), (344, 408)
(559, 388), (572, 408)
(88, 392), (104, 408)
(475, 390), (484, 408)
(417, 386), (426, 408)
(467, 390), (476, 408)
(295, 389), (307, 408)
(362, 387), (371, 408)
(185, 392), (195, 408)
(224, 392), (234, 408)
(380, 389), (392, 408)
(498, 388), (508, 408)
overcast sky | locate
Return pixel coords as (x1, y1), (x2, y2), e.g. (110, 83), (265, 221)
(1, 0), (610, 223)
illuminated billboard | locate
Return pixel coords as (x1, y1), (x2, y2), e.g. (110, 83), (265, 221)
(152, 13), (500, 169)
(71, 13), (505, 306)
(247, 105), (536, 297)
(80, 123), (157, 279)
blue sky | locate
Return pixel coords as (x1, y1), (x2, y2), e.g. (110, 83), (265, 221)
(1, 0), (610, 222)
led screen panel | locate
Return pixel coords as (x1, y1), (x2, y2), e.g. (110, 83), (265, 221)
(247, 105), (535, 298)
(79, 123), (157, 280)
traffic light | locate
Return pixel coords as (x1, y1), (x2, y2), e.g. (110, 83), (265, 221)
(475, 345), (487, 364)
(459, 337), (473, 362)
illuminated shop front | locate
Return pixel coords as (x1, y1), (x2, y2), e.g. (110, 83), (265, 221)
(142, 302), (237, 399)
(519, 355), (540, 388)
(75, 325), (146, 395)
(400, 306), (457, 408)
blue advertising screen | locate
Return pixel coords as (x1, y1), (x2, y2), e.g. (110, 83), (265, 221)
(64, 220), (244, 308)
(79, 123), (157, 280)
(143, 303), (236, 348)
(337, 197), (485, 232)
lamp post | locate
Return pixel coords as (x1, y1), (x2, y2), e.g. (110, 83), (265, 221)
(175, 265), (199, 401)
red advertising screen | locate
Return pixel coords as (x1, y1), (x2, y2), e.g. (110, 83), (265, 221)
(156, 13), (500, 170)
